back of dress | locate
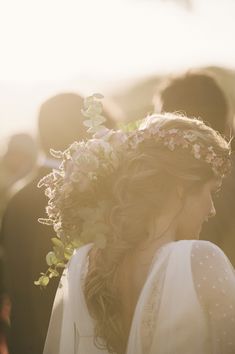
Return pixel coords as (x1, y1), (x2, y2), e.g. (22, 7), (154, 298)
(44, 240), (235, 354)
(127, 240), (235, 354)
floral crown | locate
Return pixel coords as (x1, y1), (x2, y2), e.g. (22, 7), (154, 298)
(35, 94), (231, 287)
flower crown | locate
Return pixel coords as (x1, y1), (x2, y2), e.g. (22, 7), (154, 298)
(35, 94), (231, 287)
(129, 116), (231, 177)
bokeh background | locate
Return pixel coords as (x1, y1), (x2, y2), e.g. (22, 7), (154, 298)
(1, 0), (235, 141)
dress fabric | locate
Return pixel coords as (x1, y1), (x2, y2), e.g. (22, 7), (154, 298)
(43, 240), (235, 354)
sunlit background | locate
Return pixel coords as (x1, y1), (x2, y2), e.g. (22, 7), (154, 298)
(0, 0), (235, 140)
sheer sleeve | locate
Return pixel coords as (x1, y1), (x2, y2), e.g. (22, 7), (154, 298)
(191, 240), (235, 353)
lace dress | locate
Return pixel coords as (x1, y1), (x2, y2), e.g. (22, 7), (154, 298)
(43, 240), (235, 354)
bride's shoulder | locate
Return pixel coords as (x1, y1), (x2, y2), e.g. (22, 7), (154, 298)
(171, 239), (232, 267)
(175, 239), (224, 255)
(190, 239), (226, 257)
(189, 240), (234, 276)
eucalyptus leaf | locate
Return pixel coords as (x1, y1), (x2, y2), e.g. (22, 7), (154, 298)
(51, 237), (64, 248)
(49, 269), (59, 278)
(93, 93), (104, 99)
(46, 251), (58, 266)
(56, 262), (66, 269)
(35, 275), (50, 287)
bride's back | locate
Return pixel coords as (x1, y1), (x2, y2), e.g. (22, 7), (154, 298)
(88, 240), (163, 340)
(111, 239), (168, 336)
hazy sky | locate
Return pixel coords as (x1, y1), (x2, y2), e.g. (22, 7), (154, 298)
(0, 0), (235, 140)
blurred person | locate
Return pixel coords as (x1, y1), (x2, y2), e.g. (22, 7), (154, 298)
(0, 133), (36, 354)
(0, 133), (37, 219)
(154, 70), (235, 265)
(0, 92), (117, 354)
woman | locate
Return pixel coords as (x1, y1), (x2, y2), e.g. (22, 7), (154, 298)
(41, 96), (235, 354)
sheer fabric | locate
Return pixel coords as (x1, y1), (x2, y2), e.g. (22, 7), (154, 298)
(192, 241), (235, 353)
(44, 240), (235, 354)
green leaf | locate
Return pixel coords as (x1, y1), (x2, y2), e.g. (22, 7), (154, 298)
(46, 251), (58, 266)
(118, 119), (143, 132)
(48, 268), (60, 277)
(64, 246), (74, 260)
(40, 276), (50, 287)
(56, 262), (66, 269)
(51, 237), (64, 248)
(35, 275), (50, 287)
(49, 270), (59, 278)
(83, 119), (94, 128)
(93, 93), (104, 99)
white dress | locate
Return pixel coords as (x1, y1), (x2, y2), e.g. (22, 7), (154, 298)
(43, 240), (235, 354)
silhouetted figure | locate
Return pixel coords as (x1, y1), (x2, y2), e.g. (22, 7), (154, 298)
(0, 93), (93, 354)
(0, 133), (37, 354)
(156, 70), (235, 265)
(0, 133), (37, 220)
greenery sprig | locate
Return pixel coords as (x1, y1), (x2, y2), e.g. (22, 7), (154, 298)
(35, 94), (129, 287)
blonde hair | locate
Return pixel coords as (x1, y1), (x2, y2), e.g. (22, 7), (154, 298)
(84, 114), (231, 354)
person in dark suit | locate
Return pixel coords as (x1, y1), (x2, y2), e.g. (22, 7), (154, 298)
(155, 70), (235, 266)
(0, 93), (92, 354)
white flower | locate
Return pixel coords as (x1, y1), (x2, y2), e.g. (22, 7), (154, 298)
(183, 131), (197, 142)
(87, 138), (111, 151)
(108, 130), (128, 149)
(93, 127), (114, 140)
(167, 138), (176, 151)
(148, 124), (161, 135)
(158, 129), (167, 138)
(192, 144), (201, 159)
(73, 151), (99, 173)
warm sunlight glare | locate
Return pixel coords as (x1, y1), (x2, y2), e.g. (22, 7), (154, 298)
(0, 0), (234, 82)
(0, 0), (235, 140)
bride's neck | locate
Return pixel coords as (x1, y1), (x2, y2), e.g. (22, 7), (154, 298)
(145, 212), (178, 246)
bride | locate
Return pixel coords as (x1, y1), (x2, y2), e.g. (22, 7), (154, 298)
(40, 96), (235, 354)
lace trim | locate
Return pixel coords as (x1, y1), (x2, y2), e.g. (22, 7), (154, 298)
(140, 245), (172, 353)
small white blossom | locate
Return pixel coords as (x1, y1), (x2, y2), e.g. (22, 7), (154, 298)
(192, 144), (201, 159)
(73, 151), (99, 173)
(183, 131), (197, 142)
(167, 139), (176, 151)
